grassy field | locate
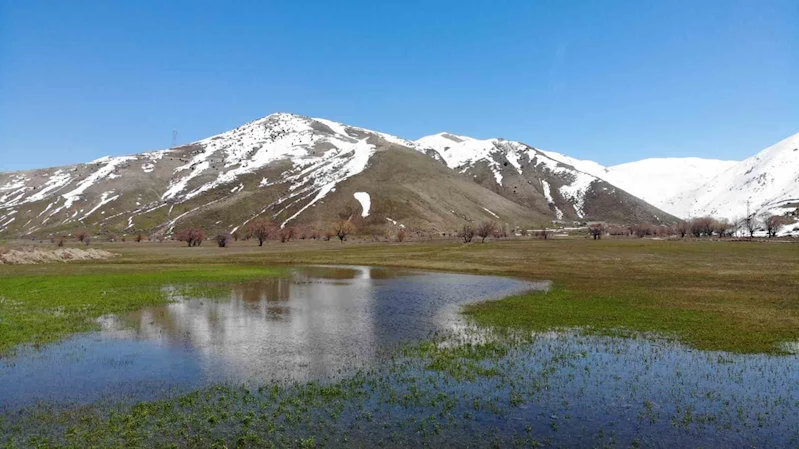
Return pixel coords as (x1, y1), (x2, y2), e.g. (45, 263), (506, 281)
(1, 237), (797, 354)
(2, 237), (799, 447)
(0, 264), (286, 356)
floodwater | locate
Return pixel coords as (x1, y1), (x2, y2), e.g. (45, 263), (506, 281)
(0, 266), (546, 409)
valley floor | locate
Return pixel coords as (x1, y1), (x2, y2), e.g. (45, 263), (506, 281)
(1, 237), (798, 447)
(3, 237), (796, 354)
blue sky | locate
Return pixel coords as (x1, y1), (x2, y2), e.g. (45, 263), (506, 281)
(1, 0), (797, 171)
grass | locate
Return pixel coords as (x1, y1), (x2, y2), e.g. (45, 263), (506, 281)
(83, 237), (799, 353)
(2, 237), (799, 447)
(1, 237), (798, 354)
(0, 264), (286, 356)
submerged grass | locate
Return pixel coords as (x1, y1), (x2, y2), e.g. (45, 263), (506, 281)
(0, 264), (285, 356)
(96, 238), (799, 354)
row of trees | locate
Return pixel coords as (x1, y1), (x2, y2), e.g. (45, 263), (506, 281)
(175, 218), (360, 247)
(599, 213), (794, 239)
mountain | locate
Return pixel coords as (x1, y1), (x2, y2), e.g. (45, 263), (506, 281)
(663, 132), (799, 220)
(414, 133), (675, 224)
(530, 153), (738, 217)
(532, 133), (799, 222)
(602, 158), (739, 215)
(0, 113), (676, 238)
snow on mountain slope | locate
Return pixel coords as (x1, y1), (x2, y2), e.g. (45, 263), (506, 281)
(0, 113), (404, 234)
(603, 158), (738, 215)
(0, 114), (548, 237)
(664, 132), (799, 220)
(415, 133), (675, 223)
(522, 150), (740, 218)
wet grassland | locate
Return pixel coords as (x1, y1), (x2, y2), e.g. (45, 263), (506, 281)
(1, 238), (798, 447)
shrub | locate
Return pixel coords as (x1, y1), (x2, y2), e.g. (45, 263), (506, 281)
(331, 220), (355, 242)
(476, 221), (497, 243)
(247, 219), (276, 246)
(176, 228), (205, 247)
(279, 226), (296, 243)
(589, 224), (604, 240)
(458, 225), (475, 243)
(214, 233), (231, 248)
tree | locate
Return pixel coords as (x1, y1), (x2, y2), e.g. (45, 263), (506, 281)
(231, 230), (241, 242)
(331, 220), (356, 242)
(674, 221), (689, 238)
(395, 227), (407, 242)
(458, 225), (475, 243)
(247, 219), (276, 246)
(176, 228), (205, 247)
(743, 215), (760, 238)
(589, 223), (604, 240)
(535, 224), (551, 239)
(713, 218), (733, 238)
(214, 233), (231, 248)
(476, 220), (497, 243)
(75, 230), (89, 243)
(279, 226), (296, 243)
(764, 214), (791, 238)
(135, 233), (143, 243)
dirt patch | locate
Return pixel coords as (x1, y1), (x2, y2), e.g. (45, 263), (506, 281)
(0, 247), (116, 265)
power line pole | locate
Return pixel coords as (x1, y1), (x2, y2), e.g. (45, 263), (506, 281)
(171, 129), (178, 149)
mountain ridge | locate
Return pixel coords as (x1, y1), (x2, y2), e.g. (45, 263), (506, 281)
(15, 112), (789, 238)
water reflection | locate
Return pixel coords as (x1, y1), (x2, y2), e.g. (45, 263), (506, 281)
(0, 266), (543, 408)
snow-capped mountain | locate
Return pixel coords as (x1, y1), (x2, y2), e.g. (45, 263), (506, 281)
(663, 132), (799, 220)
(518, 134), (799, 222)
(530, 153), (739, 216)
(602, 158), (739, 214)
(0, 113), (677, 238)
(415, 133), (675, 224)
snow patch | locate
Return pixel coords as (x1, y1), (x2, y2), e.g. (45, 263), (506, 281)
(353, 192), (371, 217)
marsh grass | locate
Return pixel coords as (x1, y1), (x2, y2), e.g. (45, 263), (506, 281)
(3, 329), (797, 448)
(0, 264), (286, 355)
(78, 237), (799, 354)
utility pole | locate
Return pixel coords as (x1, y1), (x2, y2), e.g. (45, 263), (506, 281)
(171, 129), (178, 149)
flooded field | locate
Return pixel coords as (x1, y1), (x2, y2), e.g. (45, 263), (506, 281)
(0, 266), (544, 408)
(2, 266), (798, 448)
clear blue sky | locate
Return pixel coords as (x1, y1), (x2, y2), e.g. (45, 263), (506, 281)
(1, 0), (797, 171)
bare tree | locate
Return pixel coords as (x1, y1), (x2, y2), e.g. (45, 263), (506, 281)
(176, 228), (205, 247)
(713, 218), (733, 238)
(535, 223), (551, 239)
(279, 226), (296, 243)
(395, 227), (407, 242)
(247, 219), (276, 246)
(231, 230), (241, 242)
(476, 220), (497, 243)
(331, 220), (356, 242)
(674, 221), (689, 238)
(458, 225), (475, 243)
(135, 233), (143, 243)
(589, 223), (604, 240)
(743, 215), (760, 238)
(764, 214), (791, 238)
(214, 233), (231, 247)
(75, 230), (89, 243)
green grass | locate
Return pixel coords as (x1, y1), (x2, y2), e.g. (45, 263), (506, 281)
(2, 237), (798, 354)
(0, 264), (286, 356)
(90, 237), (799, 354)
